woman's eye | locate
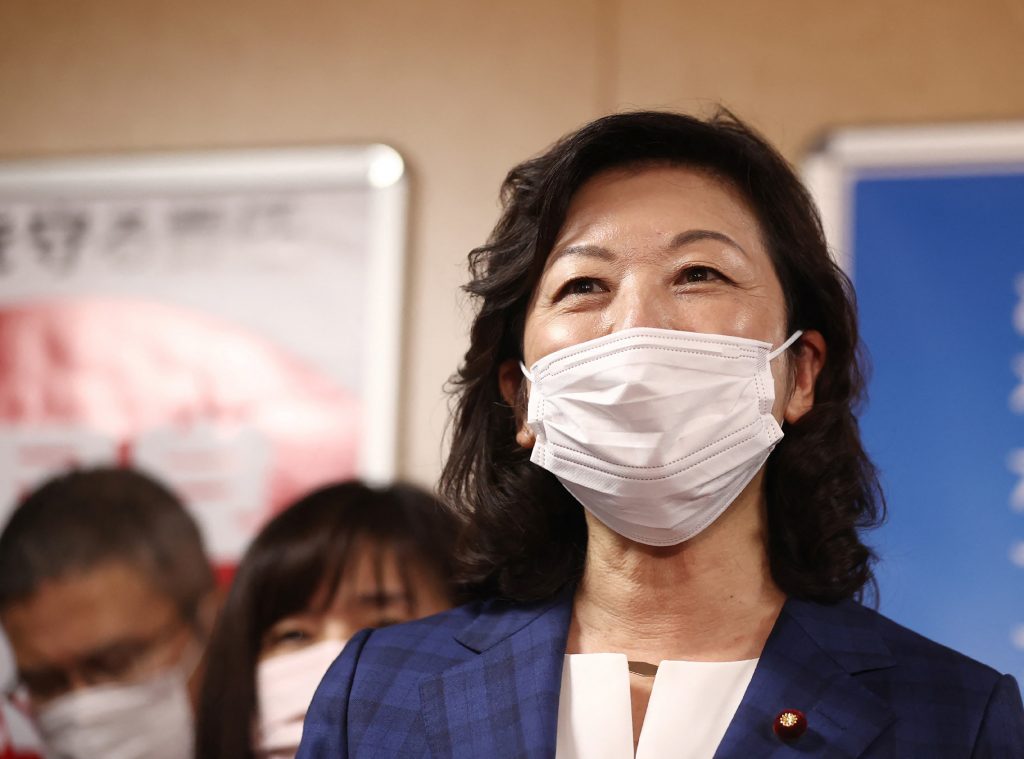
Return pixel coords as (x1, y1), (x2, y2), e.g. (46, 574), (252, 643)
(260, 617), (323, 658)
(267, 626), (313, 647)
(680, 266), (725, 284)
(555, 277), (605, 300)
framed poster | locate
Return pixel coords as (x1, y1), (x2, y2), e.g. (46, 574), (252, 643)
(0, 145), (408, 568)
(804, 123), (1024, 680)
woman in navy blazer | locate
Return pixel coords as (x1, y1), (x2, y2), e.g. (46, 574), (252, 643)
(298, 111), (1024, 758)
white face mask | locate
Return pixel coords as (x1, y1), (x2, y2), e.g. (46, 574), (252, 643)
(522, 327), (803, 546)
(254, 639), (346, 759)
(35, 667), (194, 759)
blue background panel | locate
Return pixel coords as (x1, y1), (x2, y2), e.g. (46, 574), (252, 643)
(852, 173), (1024, 679)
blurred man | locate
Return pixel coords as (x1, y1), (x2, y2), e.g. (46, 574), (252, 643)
(0, 467), (216, 759)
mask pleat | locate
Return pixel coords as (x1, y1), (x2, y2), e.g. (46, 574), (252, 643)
(525, 327), (796, 546)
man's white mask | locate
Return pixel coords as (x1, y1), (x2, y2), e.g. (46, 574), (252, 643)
(36, 667), (194, 759)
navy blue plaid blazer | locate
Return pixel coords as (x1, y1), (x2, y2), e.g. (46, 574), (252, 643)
(297, 590), (1024, 758)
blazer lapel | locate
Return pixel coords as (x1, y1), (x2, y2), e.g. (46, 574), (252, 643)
(714, 598), (897, 758)
(419, 589), (573, 759)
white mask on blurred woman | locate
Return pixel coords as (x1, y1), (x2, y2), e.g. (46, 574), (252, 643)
(255, 639), (346, 759)
(36, 667), (193, 759)
(522, 327), (802, 546)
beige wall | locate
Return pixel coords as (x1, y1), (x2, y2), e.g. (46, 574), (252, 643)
(2, 0), (1022, 486)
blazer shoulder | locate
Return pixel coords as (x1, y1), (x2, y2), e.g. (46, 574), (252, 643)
(297, 603), (489, 758)
(356, 601), (486, 666)
(783, 598), (1024, 755)
(788, 596), (1006, 686)
(356, 590), (573, 666)
(297, 627), (374, 758)
(852, 603), (1024, 753)
(855, 601), (1006, 686)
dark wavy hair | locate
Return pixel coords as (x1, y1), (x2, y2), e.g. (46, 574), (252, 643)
(440, 109), (884, 604)
(194, 480), (460, 759)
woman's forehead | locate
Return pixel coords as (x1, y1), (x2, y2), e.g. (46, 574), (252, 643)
(548, 165), (769, 267)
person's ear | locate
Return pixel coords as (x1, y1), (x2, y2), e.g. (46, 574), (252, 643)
(498, 359), (536, 449)
(784, 329), (826, 424)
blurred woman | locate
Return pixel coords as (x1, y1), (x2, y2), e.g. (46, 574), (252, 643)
(195, 480), (459, 759)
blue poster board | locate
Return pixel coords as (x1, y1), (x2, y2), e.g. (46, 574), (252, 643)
(806, 127), (1024, 681)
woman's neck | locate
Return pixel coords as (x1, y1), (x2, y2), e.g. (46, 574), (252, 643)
(567, 487), (785, 664)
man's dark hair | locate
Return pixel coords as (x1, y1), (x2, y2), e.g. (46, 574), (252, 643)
(440, 109), (885, 604)
(0, 466), (214, 620)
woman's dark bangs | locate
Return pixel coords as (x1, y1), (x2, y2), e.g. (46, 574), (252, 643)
(344, 528), (433, 617)
(311, 528), (360, 614)
(249, 522), (353, 631)
(303, 494), (430, 616)
(385, 535), (423, 615)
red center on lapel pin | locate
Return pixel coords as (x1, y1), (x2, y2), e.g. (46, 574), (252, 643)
(773, 709), (808, 741)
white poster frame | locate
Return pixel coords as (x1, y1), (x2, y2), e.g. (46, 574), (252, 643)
(0, 143), (408, 485)
(803, 121), (1024, 274)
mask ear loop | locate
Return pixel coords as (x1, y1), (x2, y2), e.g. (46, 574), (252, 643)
(767, 330), (804, 361)
(519, 361), (534, 382)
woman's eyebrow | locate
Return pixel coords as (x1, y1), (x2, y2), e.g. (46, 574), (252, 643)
(549, 230), (748, 267)
(670, 229), (749, 257)
(545, 244), (616, 267)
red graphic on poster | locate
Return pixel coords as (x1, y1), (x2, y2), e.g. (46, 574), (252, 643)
(0, 297), (361, 568)
(0, 692), (43, 759)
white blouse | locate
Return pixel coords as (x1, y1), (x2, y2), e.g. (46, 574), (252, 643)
(555, 654), (758, 759)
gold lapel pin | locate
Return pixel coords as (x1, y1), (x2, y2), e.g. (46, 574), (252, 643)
(773, 709), (808, 741)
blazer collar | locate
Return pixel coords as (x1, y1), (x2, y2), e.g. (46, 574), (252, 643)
(453, 588), (573, 653)
(419, 588), (574, 758)
(713, 598), (898, 758)
(421, 592), (898, 759)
